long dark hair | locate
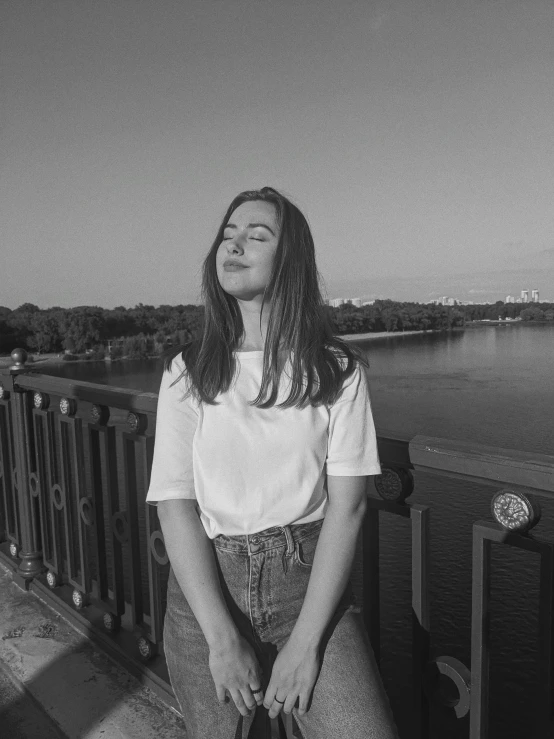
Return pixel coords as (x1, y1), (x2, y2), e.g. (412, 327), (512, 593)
(166, 187), (365, 407)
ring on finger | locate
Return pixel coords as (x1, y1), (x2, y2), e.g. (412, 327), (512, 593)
(274, 697), (285, 705)
(251, 687), (263, 695)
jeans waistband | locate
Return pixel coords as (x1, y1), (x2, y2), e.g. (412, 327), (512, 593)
(213, 517), (324, 557)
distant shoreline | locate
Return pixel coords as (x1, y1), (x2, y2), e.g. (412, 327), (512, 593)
(341, 329), (437, 342)
(0, 329), (439, 368)
(0, 353), (118, 369)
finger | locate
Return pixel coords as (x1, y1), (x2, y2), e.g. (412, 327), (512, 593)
(239, 686), (257, 712)
(263, 685), (276, 711)
(296, 692), (309, 716)
(216, 685), (227, 704)
(283, 692), (298, 716)
(267, 695), (286, 720)
(250, 684), (264, 706)
(229, 688), (251, 717)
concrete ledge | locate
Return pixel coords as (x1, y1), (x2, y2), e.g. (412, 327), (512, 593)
(0, 562), (187, 739)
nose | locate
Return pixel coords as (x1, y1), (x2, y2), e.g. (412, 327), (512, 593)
(227, 232), (245, 254)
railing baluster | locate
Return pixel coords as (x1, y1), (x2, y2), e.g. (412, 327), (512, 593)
(57, 408), (90, 600)
(470, 523), (491, 739)
(538, 542), (554, 734)
(44, 403), (65, 585)
(87, 417), (110, 604)
(121, 413), (154, 657)
(0, 395), (18, 548)
(10, 357), (43, 582)
(101, 422), (126, 620)
(411, 505), (430, 739)
(363, 504), (381, 665)
(32, 405), (59, 575)
(142, 437), (168, 648)
(121, 434), (144, 628)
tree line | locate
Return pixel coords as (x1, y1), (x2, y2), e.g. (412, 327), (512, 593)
(468, 302), (554, 322)
(0, 303), (203, 357)
(0, 299), (551, 358)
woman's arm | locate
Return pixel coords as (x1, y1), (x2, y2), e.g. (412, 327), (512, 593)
(289, 474), (367, 645)
(158, 498), (264, 715)
(263, 474), (368, 718)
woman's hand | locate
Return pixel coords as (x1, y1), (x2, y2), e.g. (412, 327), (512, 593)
(263, 638), (320, 719)
(209, 635), (265, 717)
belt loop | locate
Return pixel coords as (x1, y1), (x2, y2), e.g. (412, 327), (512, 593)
(280, 525), (295, 575)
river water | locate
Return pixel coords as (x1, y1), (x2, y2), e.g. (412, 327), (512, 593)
(40, 323), (554, 738)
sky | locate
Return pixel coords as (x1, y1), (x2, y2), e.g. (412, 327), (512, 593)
(2, 0), (554, 308)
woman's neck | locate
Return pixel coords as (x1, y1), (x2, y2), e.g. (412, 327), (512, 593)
(236, 298), (270, 352)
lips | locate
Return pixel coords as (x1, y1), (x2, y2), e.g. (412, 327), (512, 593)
(223, 259), (248, 271)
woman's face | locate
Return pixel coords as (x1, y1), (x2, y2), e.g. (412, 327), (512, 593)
(216, 200), (280, 302)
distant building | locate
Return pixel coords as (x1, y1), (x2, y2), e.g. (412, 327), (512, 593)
(531, 289), (539, 303)
(516, 298), (522, 303)
(362, 300), (375, 306)
(505, 295), (515, 303)
(330, 297), (365, 307)
(521, 290), (529, 303)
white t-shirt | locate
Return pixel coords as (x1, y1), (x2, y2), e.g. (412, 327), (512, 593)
(146, 351), (381, 538)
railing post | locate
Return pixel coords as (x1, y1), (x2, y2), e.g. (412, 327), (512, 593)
(9, 348), (44, 585)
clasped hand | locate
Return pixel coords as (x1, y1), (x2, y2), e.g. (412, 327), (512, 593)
(209, 635), (264, 717)
(210, 635), (319, 720)
(263, 638), (320, 719)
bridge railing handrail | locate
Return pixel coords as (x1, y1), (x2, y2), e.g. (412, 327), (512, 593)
(2, 366), (553, 493)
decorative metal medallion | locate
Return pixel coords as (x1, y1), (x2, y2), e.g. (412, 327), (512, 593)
(137, 636), (155, 661)
(90, 404), (110, 425)
(46, 570), (60, 589)
(102, 612), (121, 633)
(374, 465), (414, 503)
(150, 531), (169, 566)
(79, 497), (95, 527)
(9, 542), (18, 558)
(59, 397), (77, 416)
(424, 656), (471, 718)
(491, 489), (541, 533)
(51, 484), (65, 511)
(33, 391), (50, 410)
(112, 511), (130, 544)
(127, 412), (147, 434)
(29, 473), (39, 498)
(72, 589), (86, 610)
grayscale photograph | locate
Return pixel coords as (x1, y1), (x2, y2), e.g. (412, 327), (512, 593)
(1, 2), (553, 738)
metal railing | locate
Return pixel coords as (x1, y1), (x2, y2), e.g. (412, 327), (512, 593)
(1, 349), (553, 739)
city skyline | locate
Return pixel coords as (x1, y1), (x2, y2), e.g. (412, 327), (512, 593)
(327, 287), (551, 308)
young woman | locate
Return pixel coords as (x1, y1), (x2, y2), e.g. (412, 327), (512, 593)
(146, 187), (398, 739)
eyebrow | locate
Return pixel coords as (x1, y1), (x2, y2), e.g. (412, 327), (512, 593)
(224, 222), (276, 236)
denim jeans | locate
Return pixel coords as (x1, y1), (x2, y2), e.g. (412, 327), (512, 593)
(163, 518), (398, 739)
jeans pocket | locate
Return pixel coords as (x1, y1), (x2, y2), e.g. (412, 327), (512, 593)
(294, 534), (318, 569)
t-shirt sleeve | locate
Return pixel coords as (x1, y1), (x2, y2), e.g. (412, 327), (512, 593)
(146, 356), (199, 505)
(326, 362), (382, 476)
